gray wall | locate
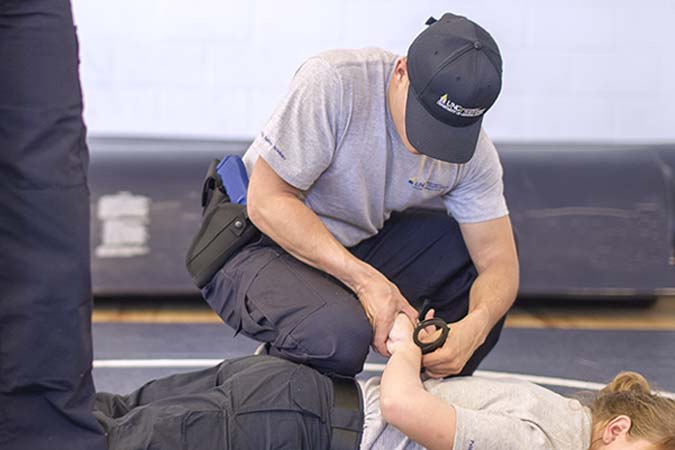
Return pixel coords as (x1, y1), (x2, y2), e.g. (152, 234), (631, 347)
(73, 0), (675, 143)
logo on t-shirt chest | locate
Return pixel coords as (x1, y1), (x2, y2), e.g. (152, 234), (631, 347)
(408, 177), (448, 192)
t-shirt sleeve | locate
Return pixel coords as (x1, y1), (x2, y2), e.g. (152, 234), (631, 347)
(442, 129), (509, 223)
(247, 57), (342, 191)
(453, 405), (553, 450)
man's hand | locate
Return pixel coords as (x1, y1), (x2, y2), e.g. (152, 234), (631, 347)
(421, 311), (489, 378)
(355, 271), (418, 356)
(413, 215), (518, 378)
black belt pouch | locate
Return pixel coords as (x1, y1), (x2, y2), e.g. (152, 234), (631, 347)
(185, 159), (260, 288)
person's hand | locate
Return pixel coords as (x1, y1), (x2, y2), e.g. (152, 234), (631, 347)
(385, 313), (415, 355)
(421, 313), (488, 378)
(414, 308), (443, 343)
(355, 271), (418, 356)
(386, 309), (442, 355)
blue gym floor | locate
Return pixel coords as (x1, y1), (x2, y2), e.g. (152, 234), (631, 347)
(92, 322), (675, 398)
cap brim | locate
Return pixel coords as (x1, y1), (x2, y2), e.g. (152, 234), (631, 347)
(405, 87), (482, 164)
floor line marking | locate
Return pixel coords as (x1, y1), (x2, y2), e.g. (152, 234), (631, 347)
(93, 359), (675, 399)
(94, 359), (223, 368)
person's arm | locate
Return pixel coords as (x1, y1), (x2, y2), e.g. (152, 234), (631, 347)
(380, 314), (457, 450)
(247, 157), (418, 355)
(422, 215), (519, 377)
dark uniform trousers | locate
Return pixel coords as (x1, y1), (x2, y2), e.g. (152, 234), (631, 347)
(203, 208), (506, 376)
(0, 1), (106, 449)
(94, 355), (349, 450)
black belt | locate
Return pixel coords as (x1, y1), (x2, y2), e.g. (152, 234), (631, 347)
(328, 376), (363, 450)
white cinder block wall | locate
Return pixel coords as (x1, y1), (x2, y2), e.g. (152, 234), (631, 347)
(72, 0), (675, 143)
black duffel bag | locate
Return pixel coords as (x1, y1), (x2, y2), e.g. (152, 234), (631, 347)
(185, 159), (260, 289)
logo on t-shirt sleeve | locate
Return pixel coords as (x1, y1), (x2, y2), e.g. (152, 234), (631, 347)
(261, 132), (287, 160)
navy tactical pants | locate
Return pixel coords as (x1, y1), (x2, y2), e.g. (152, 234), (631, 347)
(203, 208), (506, 376)
(0, 1), (106, 449)
(94, 356), (342, 450)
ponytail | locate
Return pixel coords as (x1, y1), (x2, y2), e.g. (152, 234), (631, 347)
(590, 372), (675, 450)
(600, 371), (651, 395)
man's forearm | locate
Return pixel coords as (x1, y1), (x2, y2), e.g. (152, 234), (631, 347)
(419, 256), (518, 378)
(459, 216), (520, 342)
(466, 260), (519, 341)
(247, 191), (373, 292)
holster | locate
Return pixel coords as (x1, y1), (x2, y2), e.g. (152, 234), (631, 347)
(185, 159), (260, 289)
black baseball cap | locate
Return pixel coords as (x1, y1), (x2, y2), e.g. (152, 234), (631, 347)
(405, 13), (502, 163)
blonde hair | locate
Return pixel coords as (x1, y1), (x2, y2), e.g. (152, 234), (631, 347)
(589, 372), (675, 450)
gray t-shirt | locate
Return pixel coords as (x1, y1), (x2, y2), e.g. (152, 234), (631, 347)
(243, 48), (508, 247)
(358, 375), (592, 450)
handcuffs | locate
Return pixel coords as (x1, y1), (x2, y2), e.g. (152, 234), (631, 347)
(413, 317), (450, 354)
(412, 299), (450, 355)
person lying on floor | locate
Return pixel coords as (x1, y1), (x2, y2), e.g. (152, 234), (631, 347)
(94, 312), (675, 450)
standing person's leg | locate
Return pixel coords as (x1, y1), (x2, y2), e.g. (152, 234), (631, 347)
(202, 236), (373, 376)
(350, 208), (508, 375)
(0, 1), (105, 449)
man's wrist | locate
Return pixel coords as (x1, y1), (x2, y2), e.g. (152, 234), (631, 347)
(464, 307), (492, 346)
(339, 256), (377, 294)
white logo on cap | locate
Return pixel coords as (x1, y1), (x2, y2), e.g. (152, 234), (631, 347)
(436, 94), (485, 117)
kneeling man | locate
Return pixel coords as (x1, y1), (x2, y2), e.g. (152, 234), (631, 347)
(202, 13), (519, 378)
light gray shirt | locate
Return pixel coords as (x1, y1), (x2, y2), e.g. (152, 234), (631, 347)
(243, 48), (508, 247)
(359, 375), (593, 450)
